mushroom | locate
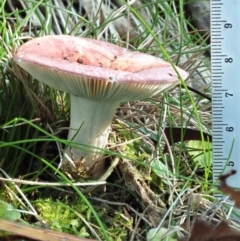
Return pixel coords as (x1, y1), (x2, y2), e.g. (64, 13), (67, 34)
(14, 35), (188, 179)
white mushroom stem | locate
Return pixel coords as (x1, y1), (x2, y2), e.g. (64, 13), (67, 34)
(64, 94), (119, 173)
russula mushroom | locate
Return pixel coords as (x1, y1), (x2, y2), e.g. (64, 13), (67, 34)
(14, 35), (188, 179)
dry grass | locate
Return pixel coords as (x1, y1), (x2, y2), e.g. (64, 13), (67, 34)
(0, 1), (227, 241)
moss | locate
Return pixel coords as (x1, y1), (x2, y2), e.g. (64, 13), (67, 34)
(34, 197), (91, 238)
(34, 197), (133, 240)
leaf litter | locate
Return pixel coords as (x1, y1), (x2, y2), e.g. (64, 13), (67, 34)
(179, 170), (240, 241)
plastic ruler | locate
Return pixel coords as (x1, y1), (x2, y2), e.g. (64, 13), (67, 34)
(211, 0), (240, 198)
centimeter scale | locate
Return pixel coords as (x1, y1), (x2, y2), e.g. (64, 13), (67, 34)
(211, 0), (240, 200)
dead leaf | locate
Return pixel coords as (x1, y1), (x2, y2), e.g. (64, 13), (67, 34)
(163, 127), (212, 153)
(188, 219), (215, 241)
(182, 219), (240, 241)
(219, 170), (240, 208)
(179, 169), (240, 241)
(0, 234), (36, 241)
(0, 219), (97, 241)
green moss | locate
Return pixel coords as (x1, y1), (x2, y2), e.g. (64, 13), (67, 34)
(108, 211), (133, 241)
(34, 197), (133, 240)
(115, 123), (151, 162)
(34, 197), (91, 238)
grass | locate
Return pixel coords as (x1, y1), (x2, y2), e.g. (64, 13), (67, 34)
(0, 0), (221, 240)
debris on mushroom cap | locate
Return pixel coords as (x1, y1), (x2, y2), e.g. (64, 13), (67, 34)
(14, 35), (188, 102)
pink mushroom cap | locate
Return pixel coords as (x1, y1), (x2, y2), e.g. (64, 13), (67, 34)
(14, 35), (188, 102)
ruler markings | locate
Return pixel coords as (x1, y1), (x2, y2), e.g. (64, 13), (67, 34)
(211, 0), (240, 211)
(211, 55), (226, 57)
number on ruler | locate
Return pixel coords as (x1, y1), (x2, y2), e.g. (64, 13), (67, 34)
(225, 58), (233, 63)
(224, 23), (232, 28)
(225, 93), (233, 97)
(227, 161), (234, 166)
(226, 127), (234, 132)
